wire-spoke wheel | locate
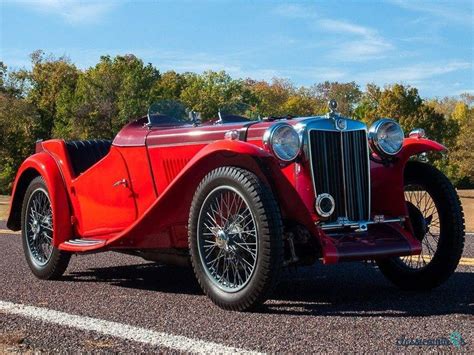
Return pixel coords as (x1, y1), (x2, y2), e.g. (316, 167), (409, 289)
(377, 162), (465, 290)
(189, 167), (283, 311)
(25, 187), (54, 266)
(399, 185), (441, 269)
(21, 176), (70, 279)
(198, 186), (258, 292)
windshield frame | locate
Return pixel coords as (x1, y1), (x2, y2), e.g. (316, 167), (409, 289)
(147, 100), (199, 127)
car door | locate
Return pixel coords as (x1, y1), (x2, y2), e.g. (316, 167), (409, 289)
(71, 146), (137, 237)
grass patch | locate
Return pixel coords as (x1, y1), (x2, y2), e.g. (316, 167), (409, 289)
(458, 190), (474, 233)
(0, 195), (10, 221)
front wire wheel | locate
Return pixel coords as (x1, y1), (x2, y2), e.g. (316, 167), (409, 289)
(189, 167), (283, 311)
(377, 162), (465, 290)
(198, 186), (258, 292)
(399, 184), (441, 269)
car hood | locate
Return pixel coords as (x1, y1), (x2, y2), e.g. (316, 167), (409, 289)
(113, 116), (312, 147)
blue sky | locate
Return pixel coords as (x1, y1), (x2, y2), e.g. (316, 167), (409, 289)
(1, 0), (472, 98)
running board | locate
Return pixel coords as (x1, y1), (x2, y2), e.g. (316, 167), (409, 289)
(59, 238), (107, 252)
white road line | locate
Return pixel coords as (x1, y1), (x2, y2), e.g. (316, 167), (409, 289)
(0, 300), (261, 354)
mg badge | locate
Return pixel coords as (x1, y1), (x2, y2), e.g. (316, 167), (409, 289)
(336, 118), (347, 131)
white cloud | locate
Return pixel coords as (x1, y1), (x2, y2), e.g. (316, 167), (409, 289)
(273, 4), (315, 19)
(355, 61), (472, 86)
(454, 88), (474, 96)
(389, 0), (473, 26)
(11, 0), (116, 24)
(317, 19), (394, 61)
(274, 5), (394, 61)
(319, 19), (375, 37)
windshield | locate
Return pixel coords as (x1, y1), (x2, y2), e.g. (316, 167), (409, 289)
(217, 102), (260, 123)
(147, 100), (199, 126)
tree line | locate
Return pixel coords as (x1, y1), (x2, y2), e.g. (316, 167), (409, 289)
(0, 50), (472, 193)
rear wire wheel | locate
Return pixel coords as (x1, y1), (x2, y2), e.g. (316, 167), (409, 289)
(377, 162), (465, 290)
(21, 176), (71, 279)
(189, 167), (283, 311)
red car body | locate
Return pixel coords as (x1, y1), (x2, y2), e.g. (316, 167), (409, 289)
(7, 114), (445, 265)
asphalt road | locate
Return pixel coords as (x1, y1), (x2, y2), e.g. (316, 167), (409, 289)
(0, 220), (472, 353)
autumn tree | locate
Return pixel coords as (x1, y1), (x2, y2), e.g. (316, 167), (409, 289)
(247, 78), (294, 116)
(1, 51), (472, 190)
(312, 81), (362, 117)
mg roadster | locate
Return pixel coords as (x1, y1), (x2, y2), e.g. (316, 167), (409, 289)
(7, 100), (465, 311)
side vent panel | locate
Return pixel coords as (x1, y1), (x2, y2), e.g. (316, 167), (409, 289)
(163, 158), (191, 183)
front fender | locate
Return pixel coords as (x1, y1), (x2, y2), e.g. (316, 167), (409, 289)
(371, 137), (446, 218)
(398, 137), (446, 164)
(107, 139), (316, 249)
(7, 152), (72, 247)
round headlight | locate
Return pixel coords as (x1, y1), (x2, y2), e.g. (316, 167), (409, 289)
(368, 119), (404, 157)
(263, 123), (301, 162)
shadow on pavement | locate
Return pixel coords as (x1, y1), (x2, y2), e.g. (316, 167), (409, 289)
(268, 262), (474, 317)
(64, 262), (202, 295)
(64, 259), (473, 317)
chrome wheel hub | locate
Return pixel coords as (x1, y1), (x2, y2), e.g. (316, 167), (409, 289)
(197, 186), (258, 292)
(31, 219), (40, 239)
(216, 230), (230, 250)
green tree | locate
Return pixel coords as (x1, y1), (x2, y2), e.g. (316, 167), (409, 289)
(354, 83), (381, 123)
(312, 81), (362, 117)
(180, 71), (252, 120)
(26, 50), (79, 139)
(0, 93), (40, 193)
(449, 101), (474, 186)
(377, 84), (422, 121)
(151, 70), (187, 100)
(65, 54), (159, 138)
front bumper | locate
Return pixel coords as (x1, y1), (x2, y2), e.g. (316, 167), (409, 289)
(317, 221), (421, 264)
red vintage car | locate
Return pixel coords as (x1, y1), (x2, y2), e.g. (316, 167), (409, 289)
(7, 100), (465, 311)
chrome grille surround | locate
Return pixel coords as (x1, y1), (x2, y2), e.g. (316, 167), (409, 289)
(297, 116), (371, 226)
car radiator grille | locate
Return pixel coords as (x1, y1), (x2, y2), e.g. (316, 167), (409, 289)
(309, 129), (370, 223)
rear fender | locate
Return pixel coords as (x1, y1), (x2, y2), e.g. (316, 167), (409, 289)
(7, 152), (72, 247)
(108, 140), (317, 249)
(371, 137), (446, 218)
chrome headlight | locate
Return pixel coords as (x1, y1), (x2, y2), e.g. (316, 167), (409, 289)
(368, 119), (404, 157)
(263, 123), (301, 162)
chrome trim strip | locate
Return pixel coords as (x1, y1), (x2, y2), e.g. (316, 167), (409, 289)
(319, 217), (404, 231)
(339, 130), (349, 219)
(64, 239), (104, 245)
(147, 140), (217, 148)
(365, 131), (372, 220)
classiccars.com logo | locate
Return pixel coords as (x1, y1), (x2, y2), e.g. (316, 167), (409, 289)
(396, 331), (466, 348)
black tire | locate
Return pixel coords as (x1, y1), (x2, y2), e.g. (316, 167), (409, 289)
(377, 161), (465, 290)
(188, 167), (283, 311)
(21, 176), (71, 279)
